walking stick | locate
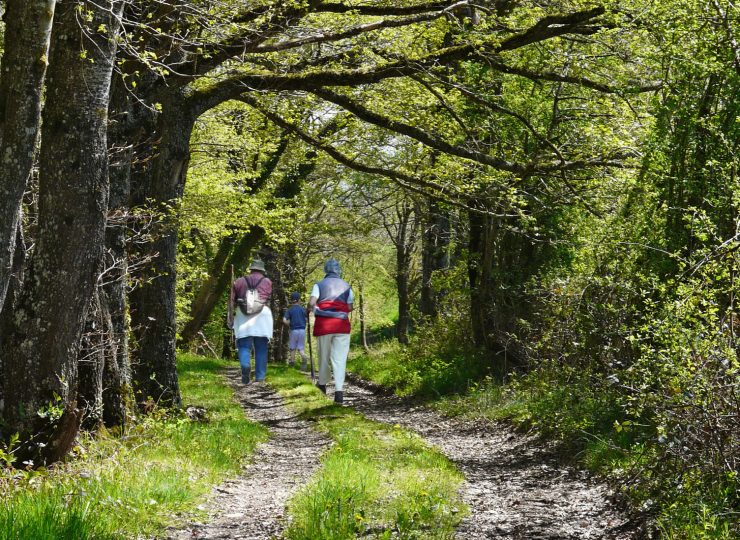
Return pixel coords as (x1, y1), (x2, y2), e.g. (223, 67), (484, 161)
(307, 312), (315, 382)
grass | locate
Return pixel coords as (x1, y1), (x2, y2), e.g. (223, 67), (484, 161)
(267, 365), (467, 540)
(0, 353), (267, 539)
(347, 337), (489, 398)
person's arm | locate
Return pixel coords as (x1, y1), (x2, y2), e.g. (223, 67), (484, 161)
(283, 312), (291, 327)
(347, 288), (355, 312)
(307, 283), (319, 315)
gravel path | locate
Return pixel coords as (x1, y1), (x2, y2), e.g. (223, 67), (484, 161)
(165, 367), (329, 540)
(341, 375), (648, 540)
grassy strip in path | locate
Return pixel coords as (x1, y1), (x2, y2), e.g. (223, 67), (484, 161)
(0, 354), (267, 539)
(268, 365), (467, 540)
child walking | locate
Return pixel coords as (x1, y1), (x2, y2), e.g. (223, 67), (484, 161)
(283, 291), (308, 370)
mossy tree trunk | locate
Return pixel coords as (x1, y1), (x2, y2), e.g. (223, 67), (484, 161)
(0, 0), (56, 315)
(0, 0), (124, 464)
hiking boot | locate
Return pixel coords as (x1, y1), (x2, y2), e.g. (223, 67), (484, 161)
(334, 391), (343, 404)
(241, 367), (250, 384)
(317, 383), (327, 395)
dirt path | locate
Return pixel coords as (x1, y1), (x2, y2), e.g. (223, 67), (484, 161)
(342, 376), (647, 540)
(166, 368), (329, 540)
(167, 367), (645, 540)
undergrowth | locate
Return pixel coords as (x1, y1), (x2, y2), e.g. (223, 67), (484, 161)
(268, 365), (467, 540)
(0, 354), (266, 539)
(348, 322), (490, 398)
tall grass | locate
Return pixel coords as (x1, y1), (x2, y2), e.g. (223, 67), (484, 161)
(0, 354), (267, 539)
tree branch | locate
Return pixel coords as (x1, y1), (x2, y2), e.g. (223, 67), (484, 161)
(308, 87), (526, 173)
(237, 94), (512, 216)
(253, 2), (470, 53)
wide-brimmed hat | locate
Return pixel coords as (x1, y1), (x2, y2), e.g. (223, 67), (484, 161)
(249, 259), (266, 273)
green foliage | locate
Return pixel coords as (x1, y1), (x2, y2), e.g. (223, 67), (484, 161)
(349, 320), (489, 398)
(268, 366), (466, 540)
(0, 354), (267, 539)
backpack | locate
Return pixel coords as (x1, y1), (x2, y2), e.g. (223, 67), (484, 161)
(236, 276), (266, 316)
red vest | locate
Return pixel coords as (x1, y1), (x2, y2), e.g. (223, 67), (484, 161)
(313, 276), (351, 336)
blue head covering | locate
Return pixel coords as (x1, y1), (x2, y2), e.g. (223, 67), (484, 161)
(324, 258), (341, 278)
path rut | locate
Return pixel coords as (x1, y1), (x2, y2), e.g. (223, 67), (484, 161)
(167, 367), (646, 539)
(166, 368), (329, 540)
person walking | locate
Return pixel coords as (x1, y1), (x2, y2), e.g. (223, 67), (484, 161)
(227, 258), (273, 384)
(308, 258), (353, 404)
(283, 291), (308, 370)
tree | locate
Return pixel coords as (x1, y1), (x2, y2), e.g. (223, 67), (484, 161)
(0, 0), (56, 315)
(0, 0), (125, 463)
(114, 0), (625, 403)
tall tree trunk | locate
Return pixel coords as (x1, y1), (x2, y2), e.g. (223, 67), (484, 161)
(129, 96), (195, 408)
(396, 244), (412, 345)
(420, 200), (450, 319)
(392, 202), (417, 345)
(0, 223), (26, 415)
(0, 0), (123, 463)
(0, 0), (56, 314)
(78, 290), (108, 430)
(468, 210), (492, 350)
(100, 288), (127, 429)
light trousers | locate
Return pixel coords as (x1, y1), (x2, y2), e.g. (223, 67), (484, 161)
(316, 333), (351, 391)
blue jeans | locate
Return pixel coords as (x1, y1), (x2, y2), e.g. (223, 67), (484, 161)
(236, 336), (268, 381)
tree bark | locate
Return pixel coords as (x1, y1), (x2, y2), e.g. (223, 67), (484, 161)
(129, 96), (196, 408)
(393, 202), (417, 345)
(420, 200), (450, 319)
(468, 210), (492, 350)
(396, 245), (412, 345)
(0, 0), (56, 314)
(77, 290), (108, 430)
(0, 0), (123, 463)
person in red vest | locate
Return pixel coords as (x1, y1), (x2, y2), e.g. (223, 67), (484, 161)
(307, 258), (354, 404)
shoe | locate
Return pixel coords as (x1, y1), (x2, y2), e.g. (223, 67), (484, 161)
(317, 383), (326, 394)
(241, 367), (250, 384)
(334, 391), (343, 404)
